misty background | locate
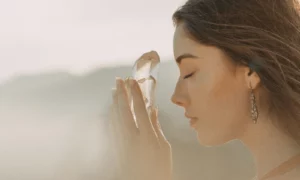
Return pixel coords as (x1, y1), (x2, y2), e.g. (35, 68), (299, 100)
(0, 0), (255, 179)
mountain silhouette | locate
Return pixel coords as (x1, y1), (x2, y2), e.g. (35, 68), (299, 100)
(0, 60), (255, 180)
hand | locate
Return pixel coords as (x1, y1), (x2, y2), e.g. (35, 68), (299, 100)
(109, 77), (172, 180)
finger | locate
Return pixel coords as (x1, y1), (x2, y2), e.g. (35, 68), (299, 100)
(109, 101), (123, 142)
(151, 108), (170, 148)
(116, 78), (138, 134)
(111, 88), (126, 171)
(129, 78), (157, 140)
(112, 86), (124, 135)
(110, 89), (124, 148)
(149, 107), (163, 144)
(112, 86), (129, 151)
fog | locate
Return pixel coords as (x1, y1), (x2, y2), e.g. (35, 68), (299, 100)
(0, 62), (255, 179)
(0, 0), (255, 179)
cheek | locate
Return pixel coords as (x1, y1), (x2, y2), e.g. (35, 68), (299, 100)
(188, 70), (247, 121)
(208, 74), (245, 119)
(208, 74), (249, 118)
(188, 71), (249, 144)
(187, 71), (213, 110)
(188, 70), (217, 98)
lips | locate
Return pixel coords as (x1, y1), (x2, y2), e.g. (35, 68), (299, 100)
(189, 118), (198, 128)
(185, 113), (198, 128)
(184, 113), (195, 119)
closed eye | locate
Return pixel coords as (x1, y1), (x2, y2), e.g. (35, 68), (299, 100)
(183, 72), (195, 79)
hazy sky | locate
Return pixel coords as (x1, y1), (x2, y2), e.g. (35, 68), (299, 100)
(0, 0), (185, 83)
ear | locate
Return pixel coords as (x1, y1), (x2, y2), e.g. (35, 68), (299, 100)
(245, 67), (261, 89)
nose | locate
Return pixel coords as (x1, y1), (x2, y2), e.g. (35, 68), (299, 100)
(171, 80), (188, 107)
(171, 94), (184, 106)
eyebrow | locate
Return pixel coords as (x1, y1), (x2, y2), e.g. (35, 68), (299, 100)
(176, 53), (199, 64)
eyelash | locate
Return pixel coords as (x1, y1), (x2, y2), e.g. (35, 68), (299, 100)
(183, 72), (195, 79)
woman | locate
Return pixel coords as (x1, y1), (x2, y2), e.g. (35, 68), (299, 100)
(109, 0), (300, 180)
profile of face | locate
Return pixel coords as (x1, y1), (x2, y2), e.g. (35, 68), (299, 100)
(171, 24), (258, 146)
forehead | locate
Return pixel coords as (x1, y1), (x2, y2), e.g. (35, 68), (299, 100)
(173, 24), (200, 58)
(172, 24), (236, 71)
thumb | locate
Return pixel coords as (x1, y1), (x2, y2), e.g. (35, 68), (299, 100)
(150, 107), (168, 145)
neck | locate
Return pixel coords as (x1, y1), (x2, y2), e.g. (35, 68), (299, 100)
(239, 117), (300, 179)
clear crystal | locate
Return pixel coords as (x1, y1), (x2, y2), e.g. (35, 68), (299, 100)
(130, 51), (160, 117)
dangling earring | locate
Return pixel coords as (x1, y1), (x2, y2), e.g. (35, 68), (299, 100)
(250, 83), (258, 124)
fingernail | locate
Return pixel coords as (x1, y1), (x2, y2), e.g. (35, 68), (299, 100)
(124, 77), (131, 86)
(129, 78), (136, 87)
(124, 77), (130, 92)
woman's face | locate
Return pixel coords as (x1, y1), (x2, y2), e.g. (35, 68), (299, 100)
(171, 24), (252, 146)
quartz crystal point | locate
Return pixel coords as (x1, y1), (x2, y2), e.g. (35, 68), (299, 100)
(131, 51), (160, 118)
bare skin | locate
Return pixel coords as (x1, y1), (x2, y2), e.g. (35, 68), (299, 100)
(109, 24), (300, 180)
(109, 52), (172, 180)
(171, 23), (300, 179)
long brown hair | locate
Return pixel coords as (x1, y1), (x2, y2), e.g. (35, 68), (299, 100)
(172, 0), (300, 144)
